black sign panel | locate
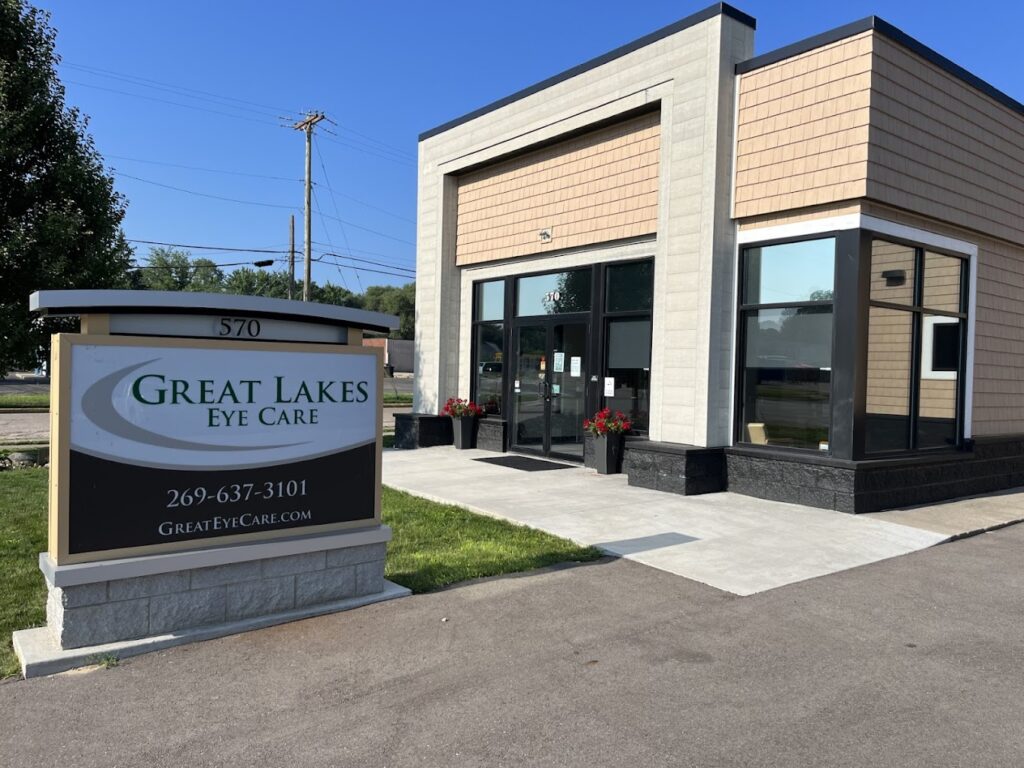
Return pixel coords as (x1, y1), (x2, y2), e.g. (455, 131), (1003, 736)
(67, 443), (375, 554)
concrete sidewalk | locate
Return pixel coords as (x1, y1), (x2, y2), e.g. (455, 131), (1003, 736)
(383, 447), (948, 595)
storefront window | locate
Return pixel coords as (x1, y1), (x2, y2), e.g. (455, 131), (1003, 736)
(865, 240), (966, 453)
(739, 238), (835, 450)
(473, 280), (505, 415)
(606, 261), (654, 312)
(606, 318), (651, 431)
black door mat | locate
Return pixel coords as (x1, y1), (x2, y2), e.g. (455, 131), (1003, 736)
(474, 456), (575, 472)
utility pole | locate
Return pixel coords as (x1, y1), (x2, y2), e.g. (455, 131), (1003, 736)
(293, 111), (325, 302)
(288, 214), (295, 300)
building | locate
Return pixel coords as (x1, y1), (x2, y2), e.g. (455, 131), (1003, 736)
(406, 3), (1024, 513)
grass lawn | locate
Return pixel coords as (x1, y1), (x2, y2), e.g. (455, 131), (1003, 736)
(383, 486), (601, 594)
(0, 393), (48, 409)
(0, 468), (48, 679)
(382, 393), (413, 405)
(0, 469), (599, 679)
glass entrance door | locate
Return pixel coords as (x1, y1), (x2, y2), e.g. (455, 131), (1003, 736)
(511, 321), (588, 460)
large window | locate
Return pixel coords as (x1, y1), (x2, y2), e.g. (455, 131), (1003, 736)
(865, 240), (966, 453)
(738, 238), (836, 450)
(604, 260), (653, 431)
(473, 280), (505, 415)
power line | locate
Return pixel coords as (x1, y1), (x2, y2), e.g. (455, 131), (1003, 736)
(113, 171), (298, 210)
(64, 80), (284, 127)
(311, 240), (414, 262)
(311, 184), (351, 291)
(63, 61), (303, 117)
(315, 253), (414, 280)
(313, 137), (358, 286)
(334, 124), (415, 159)
(127, 239), (291, 254)
(319, 133), (415, 166)
(132, 258), (284, 270)
(318, 251), (415, 274)
(109, 155), (302, 182)
(312, 181), (414, 223)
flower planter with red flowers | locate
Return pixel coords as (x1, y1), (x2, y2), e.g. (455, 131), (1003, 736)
(583, 408), (632, 474)
(443, 397), (484, 449)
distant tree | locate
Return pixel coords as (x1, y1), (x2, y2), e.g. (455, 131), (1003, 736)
(0, 0), (134, 375)
(138, 247), (223, 292)
(223, 267), (292, 299)
(314, 282), (363, 308)
(361, 282), (415, 339)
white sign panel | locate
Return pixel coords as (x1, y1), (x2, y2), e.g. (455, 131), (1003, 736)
(70, 343), (376, 470)
(604, 377), (615, 397)
(553, 352), (565, 373)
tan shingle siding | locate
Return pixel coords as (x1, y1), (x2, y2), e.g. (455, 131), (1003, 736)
(734, 32), (873, 218)
(867, 35), (1024, 248)
(454, 112), (660, 265)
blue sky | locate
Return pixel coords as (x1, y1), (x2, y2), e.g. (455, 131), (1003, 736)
(42, 0), (1023, 291)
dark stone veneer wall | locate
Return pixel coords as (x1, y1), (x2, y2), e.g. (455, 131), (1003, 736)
(726, 436), (1024, 513)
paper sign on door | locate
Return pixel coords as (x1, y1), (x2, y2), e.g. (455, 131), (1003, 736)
(604, 377), (615, 397)
(553, 352), (565, 373)
(570, 356), (581, 377)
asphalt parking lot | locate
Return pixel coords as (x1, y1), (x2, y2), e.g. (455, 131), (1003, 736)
(2, 524), (1023, 767)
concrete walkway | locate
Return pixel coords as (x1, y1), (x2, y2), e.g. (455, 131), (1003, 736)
(383, 447), (948, 595)
(866, 486), (1024, 537)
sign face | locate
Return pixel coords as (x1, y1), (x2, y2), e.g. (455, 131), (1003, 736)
(604, 377), (616, 397)
(553, 352), (565, 373)
(51, 334), (381, 563)
(570, 356), (581, 377)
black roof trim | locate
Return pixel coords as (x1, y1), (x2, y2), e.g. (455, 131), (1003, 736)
(418, 3), (755, 142)
(736, 16), (1024, 118)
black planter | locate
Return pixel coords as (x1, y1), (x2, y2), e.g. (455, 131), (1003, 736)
(593, 433), (624, 474)
(451, 416), (477, 449)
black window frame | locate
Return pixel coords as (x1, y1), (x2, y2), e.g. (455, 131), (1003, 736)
(469, 279), (508, 416)
(468, 256), (655, 443)
(734, 233), (840, 454)
(863, 234), (969, 456)
(733, 229), (971, 461)
(599, 258), (654, 434)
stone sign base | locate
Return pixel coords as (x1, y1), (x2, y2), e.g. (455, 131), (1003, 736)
(13, 526), (410, 678)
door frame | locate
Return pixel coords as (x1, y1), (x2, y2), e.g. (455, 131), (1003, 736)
(508, 314), (590, 461)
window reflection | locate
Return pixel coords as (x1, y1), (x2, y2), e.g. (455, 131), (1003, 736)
(741, 306), (832, 450)
(516, 271), (591, 316)
(743, 238), (835, 305)
(474, 323), (504, 415)
(865, 307), (912, 452)
(870, 240), (916, 306)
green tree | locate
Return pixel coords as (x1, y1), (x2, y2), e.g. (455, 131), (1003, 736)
(223, 268), (293, 299)
(0, 0), (133, 375)
(314, 282), (363, 308)
(361, 282), (415, 339)
(137, 247), (223, 292)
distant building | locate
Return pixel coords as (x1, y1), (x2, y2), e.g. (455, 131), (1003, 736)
(411, 3), (1024, 513)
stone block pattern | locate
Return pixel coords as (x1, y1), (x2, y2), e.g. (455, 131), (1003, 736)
(46, 543), (387, 650)
(476, 418), (506, 453)
(725, 437), (1024, 514)
(623, 442), (726, 495)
